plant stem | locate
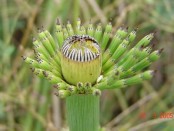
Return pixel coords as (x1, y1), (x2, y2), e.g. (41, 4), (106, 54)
(66, 94), (100, 131)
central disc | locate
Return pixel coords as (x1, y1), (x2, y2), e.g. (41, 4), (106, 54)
(61, 35), (100, 62)
(61, 35), (101, 86)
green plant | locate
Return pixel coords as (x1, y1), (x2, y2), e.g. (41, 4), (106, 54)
(22, 18), (162, 131)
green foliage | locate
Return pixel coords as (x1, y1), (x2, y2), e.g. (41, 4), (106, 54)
(0, 0), (174, 130)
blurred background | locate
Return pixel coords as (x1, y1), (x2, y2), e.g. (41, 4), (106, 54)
(0, 0), (174, 131)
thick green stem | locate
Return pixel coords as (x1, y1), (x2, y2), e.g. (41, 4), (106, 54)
(66, 95), (100, 131)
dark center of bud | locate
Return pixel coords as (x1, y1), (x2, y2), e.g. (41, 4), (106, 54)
(61, 35), (100, 62)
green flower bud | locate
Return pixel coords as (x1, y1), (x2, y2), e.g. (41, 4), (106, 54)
(92, 88), (101, 96)
(23, 19), (161, 97)
(61, 35), (102, 86)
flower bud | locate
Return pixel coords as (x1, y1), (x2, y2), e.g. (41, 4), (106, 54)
(61, 35), (102, 85)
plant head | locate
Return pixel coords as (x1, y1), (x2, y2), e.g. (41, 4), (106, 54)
(22, 19), (162, 98)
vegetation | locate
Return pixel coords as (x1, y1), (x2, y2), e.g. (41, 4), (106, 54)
(0, 0), (174, 130)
